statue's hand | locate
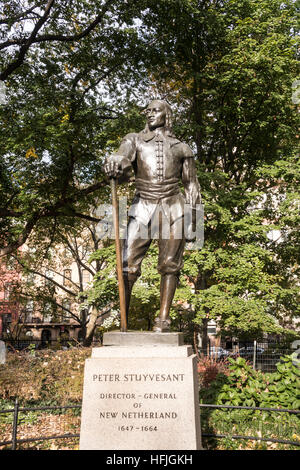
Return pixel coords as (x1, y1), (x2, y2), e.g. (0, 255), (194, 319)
(103, 160), (123, 179)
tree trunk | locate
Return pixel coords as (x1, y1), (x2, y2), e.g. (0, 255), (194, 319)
(201, 318), (209, 355)
(193, 323), (201, 359)
(83, 306), (98, 346)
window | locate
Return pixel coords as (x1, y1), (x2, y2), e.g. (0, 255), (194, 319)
(82, 269), (90, 284)
(207, 321), (217, 336)
(44, 270), (54, 286)
(2, 313), (12, 332)
(26, 272), (35, 284)
(43, 302), (53, 323)
(62, 299), (71, 323)
(62, 299), (71, 311)
(26, 300), (34, 312)
(59, 328), (70, 345)
(6, 257), (17, 271)
(3, 313), (12, 323)
(4, 283), (12, 301)
(83, 244), (94, 258)
(41, 329), (51, 346)
(63, 269), (72, 286)
(24, 300), (34, 322)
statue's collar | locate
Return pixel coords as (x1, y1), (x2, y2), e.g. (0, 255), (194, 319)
(140, 128), (175, 142)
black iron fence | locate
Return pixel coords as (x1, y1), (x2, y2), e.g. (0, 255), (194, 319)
(0, 401), (81, 450)
(0, 401), (299, 450)
(200, 404), (300, 449)
(199, 342), (297, 372)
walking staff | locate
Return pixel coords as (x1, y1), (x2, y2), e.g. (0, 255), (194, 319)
(110, 177), (127, 332)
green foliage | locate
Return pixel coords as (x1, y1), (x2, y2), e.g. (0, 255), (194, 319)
(142, 0), (299, 338)
(89, 242), (161, 330)
(201, 405), (300, 450)
(0, 0), (149, 257)
(88, 243), (119, 308)
(200, 355), (300, 449)
(0, 398), (38, 426)
(0, 348), (91, 406)
(200, 355), (300, 409)
(0, 0), (299, 342)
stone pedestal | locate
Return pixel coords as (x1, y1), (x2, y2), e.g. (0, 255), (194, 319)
(79, 331), (202, 450)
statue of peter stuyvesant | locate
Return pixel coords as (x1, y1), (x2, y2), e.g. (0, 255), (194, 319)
(104, 100), (201, 332)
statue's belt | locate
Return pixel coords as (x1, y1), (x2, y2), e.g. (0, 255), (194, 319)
(135, 178), (180, 201)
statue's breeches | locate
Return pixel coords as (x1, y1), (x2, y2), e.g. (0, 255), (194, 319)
(122, 208), (185, 281)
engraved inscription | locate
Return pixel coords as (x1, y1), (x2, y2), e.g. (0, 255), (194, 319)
(92, 371), (185, 434)
(92, 373), (185, 382)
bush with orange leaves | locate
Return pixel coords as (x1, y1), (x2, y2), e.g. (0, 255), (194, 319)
(197, 355), (230, 389)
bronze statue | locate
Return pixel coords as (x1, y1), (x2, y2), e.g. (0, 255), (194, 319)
(104, 100), (201, 332)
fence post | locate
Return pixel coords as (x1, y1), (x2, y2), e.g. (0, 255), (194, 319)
(253, 340), (257, 370)
(11, 398), (19, 450)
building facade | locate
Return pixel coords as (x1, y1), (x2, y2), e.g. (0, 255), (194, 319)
(0, 259), (21, 337)
(0, 233), (100, 346)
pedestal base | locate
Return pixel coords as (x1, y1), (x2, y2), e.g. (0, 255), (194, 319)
(103, 330), (184, 346)
(79, 332), (202, 450)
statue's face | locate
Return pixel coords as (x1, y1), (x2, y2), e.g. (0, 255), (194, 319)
(145, 101), (166, 130)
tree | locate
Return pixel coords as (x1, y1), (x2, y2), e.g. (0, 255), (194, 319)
(0, 0), (147, 258)
(139, 0), (299, 340)
(0, 0), (149, 81)
(1, 0), (299, 344)
(8, 214), (123, 346)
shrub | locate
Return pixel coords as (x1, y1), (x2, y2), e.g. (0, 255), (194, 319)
(198, 355), (230, 389)
(200, 355), (300, 450)
(200, 355), (300, 409)
(0, 347), (91, 406)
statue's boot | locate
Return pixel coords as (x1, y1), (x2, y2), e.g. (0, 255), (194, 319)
(123, 275), (136, 325)
(153, 274), (178, 332)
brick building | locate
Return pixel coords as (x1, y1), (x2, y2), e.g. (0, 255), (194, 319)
(0, 259), (21, 337)
(0, 232), (101, 346)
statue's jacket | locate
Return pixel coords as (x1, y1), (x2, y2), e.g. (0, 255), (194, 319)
(107, 129), (201, 228)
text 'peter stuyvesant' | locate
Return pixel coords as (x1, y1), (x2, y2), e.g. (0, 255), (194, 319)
(92, 373), (185, 382)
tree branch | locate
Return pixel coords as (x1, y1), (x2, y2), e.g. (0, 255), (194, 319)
(13, 254), (78, 297)
(0, 5), (40, 25)
(0, 211), (41, 257)
(0, 0), (56, 81)
(0, 0), (117, 80)
(59, 233), (96, 278)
